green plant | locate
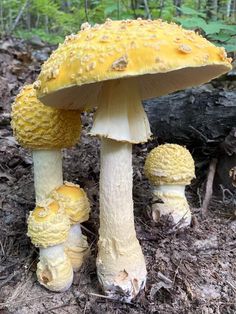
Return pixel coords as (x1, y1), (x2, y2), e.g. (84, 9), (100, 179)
(175, 6), (236, 52)
(15, 29), (64, 44)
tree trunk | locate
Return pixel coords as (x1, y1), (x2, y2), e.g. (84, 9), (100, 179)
(233, 0), (236, 21)
(144, 88), (236, 196)
(143, 0), (151, 19)
(173, 0), (182, 16)
(197, 0), (202, 10)
(226, 0), (232, 17)
(144, 88), (236, 148)
(207, 0), (218, 20)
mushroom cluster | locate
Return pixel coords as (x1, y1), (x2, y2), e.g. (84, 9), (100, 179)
(50, 182), (90, 271)
(34, 18), (231, 300)
(27, 183), (90, 291)
(11, 85), (90, 291)
(27, 199), (73, 291)
(11, 18), (232, 300)
(144, 144), (195, 228)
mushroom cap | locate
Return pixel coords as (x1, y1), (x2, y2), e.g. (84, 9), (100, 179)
(11, 84), (81, 149)
(35, 19), (231, 110)
(50, 182), (90, 224)
(144, 144), (195, 185)
(27, 199), (70, 247)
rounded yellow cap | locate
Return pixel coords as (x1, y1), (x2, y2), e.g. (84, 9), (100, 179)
(50, 182), (90, 224)
(144, 144), (195, 185)
(27, 199), (70, 247)
(11, 84), (81, 149)
(35, 19), (231, 110)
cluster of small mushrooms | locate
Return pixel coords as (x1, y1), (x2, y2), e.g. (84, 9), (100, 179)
(11, 18), (231, 301)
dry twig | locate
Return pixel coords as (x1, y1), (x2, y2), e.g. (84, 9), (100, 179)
(201, 158), (218, 215)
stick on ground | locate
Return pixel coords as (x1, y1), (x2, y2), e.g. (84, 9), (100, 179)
(202, 158), (218, 215)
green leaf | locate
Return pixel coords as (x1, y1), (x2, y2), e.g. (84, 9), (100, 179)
(208, 33), (232, 42)
(178, 6), (206, 18)
(221, 43), (236, 52)
(175, 17), (207, 30)
(104, 3), (117, 15)
(203, 23), (223, 35)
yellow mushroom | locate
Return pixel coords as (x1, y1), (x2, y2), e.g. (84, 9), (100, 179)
(50, 182), (90, 271)
(34, 19), (232, 300)
(144, 144), (195, 228)
(11, 84), (81, 203)
(27, 199), (73, 291)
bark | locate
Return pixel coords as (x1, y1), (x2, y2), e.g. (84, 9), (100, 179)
(144, 88), (236, 148)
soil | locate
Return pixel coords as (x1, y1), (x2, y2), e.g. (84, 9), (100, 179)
(0, 37), (236, 314)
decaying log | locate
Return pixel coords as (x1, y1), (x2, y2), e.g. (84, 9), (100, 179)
(144, 87), (236, 147)
(144, 87), (236, 196)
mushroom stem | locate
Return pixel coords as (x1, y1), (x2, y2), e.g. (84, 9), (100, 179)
(64, 223), (89, 271)
(152, 185), (191, 227)
(97, 138), (146, 301)
(90, 78), (151, 143)
(32, 150), (63, 203)
(38, 244), (73, 292)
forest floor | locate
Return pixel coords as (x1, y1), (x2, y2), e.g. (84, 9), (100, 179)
(0, 37), (236, 314)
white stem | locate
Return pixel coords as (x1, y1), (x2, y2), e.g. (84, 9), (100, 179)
(40, 244), (65, 259)
(37, 244), (73, 292)
(154, 185), (185, 196)
(64, 223), (89, 271)
(152, 184), (191, 228)
(90, 78), (151, 143)
(97, 138), (146, 301)
(33, 150), (63, 203)
(66, 224), (82, 244)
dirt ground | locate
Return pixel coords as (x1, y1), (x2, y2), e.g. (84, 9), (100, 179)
(0, 37), (236, 314)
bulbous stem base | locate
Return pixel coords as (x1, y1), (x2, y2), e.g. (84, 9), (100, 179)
(97, 139), (147, 301)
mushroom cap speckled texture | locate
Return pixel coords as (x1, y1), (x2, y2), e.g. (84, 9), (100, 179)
(144, 144), (195, 185)
(11, 84), (81, 149)
(27, 199), (70, 248)
(35, 19), (232, 110)
(50, 182), (91, 224)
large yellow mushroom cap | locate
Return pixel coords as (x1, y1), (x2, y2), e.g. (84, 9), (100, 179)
(27, 199), (70, 247)
(50, 182), (90, 224)
(144, 144), (195, 185)
(11, 84), (81, 149)
(35, 19), (232, 110)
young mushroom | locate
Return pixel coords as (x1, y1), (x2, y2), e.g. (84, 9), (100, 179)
(34, 19), (232, 300)
(50, 182), (90, 271)
(27, 199), (73, 291)
(11, 84), (81, 203)
(144, 144), (195, 228)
